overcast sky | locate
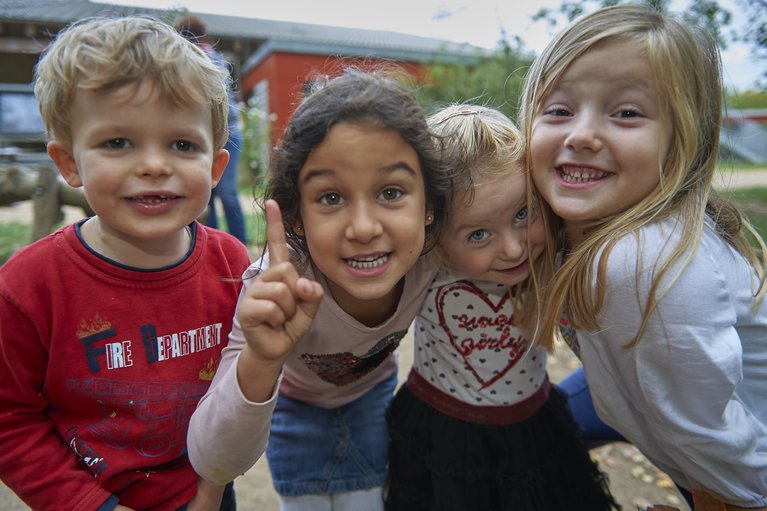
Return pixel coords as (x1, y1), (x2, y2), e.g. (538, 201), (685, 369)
(109, 0), (761, 91)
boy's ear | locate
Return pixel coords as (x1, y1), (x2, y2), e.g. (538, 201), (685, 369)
(47, 142), (82, 188)
(210, 148), (230, 187)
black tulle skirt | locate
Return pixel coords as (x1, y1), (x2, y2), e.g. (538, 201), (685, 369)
(385, 382), (620, 511)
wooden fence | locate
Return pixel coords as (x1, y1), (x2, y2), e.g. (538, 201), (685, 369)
(0, 163), (92, 242)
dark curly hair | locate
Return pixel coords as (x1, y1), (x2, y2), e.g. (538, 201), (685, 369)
(262, 67), (449, 264)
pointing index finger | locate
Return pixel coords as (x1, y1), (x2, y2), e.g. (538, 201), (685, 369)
(265, 199), (290, 265)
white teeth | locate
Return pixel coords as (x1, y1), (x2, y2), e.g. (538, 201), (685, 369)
(346, 254), (389, 269)
(560, 167), (608, 183)
(132, 196), (174, 204)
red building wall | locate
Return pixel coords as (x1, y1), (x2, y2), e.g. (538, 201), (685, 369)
(241, 52), (426, 146)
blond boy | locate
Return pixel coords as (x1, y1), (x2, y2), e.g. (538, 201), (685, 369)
(0, 16), (250, 511)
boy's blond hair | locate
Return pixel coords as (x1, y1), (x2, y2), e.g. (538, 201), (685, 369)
(34, 16), (230, 150)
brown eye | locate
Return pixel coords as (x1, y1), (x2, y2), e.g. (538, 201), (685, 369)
(173, 140), (196, 152)
(378, 187), (403, 201)
(319, 192), (342, 206)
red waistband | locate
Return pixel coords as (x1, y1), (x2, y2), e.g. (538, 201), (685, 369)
(406, 369), (550, 425)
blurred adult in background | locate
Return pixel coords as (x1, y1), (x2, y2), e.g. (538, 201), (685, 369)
(175, 14), (248, 245)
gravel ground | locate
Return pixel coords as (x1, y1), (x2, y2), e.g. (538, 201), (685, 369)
(2, 168), (765, 510)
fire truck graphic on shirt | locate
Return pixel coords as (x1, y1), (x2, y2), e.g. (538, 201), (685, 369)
(63, 316), (224, 477)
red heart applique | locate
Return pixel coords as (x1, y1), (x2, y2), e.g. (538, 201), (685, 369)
(436, 281), (530, 389)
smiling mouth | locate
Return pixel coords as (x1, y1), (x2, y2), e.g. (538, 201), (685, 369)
(345, 253), (390, 269)
(128, 195), (180, 204)
(497, 260), (527, 274)
(558, 166), (610, 184)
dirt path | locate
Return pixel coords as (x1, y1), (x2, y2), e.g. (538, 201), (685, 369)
(714, 168), (767, 190)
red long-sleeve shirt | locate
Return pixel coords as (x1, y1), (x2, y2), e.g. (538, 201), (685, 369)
(0, 221), (250, 511)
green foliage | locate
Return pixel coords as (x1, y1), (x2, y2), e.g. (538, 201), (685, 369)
(733, 0), (766, 89)
(198, 191), (266, 251)
(727, 89), (767, 109)
(238, 195), (267, 249)
(531, 0), (765, 89)
(246, 206), (267, 251)
(164, 7), (189, 25)
(532, 0), (727, 44)
(240, 98), (272, 186)
(418, 39), (532, 121)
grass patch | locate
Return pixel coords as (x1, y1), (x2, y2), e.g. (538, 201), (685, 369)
(239, 184), (267, 250)
(724, 187), (767, 243)
(0, 210), (268, 266)
(243, 204), (266, 254)
(717, 162), (767, 172)
(213, 195), (266, 251)
(0, 222), (31, 265)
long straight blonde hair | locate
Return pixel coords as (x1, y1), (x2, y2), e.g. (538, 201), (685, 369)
(519, 5), (766, 348)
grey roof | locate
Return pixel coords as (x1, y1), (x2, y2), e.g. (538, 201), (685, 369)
(721, 109), (767, 164)
(0, 0), (486, 63)
(0, 0), (158, 24)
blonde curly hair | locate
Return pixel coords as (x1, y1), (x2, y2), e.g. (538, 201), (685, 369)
(34, 15), (230, 150)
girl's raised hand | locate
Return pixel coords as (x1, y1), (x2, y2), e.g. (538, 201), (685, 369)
(235, 200), (323, 402)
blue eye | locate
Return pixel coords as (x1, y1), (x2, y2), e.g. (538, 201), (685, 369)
(105, 138), (129, 149)
(515, 207), (529, 222)
(468, 229), (489, 243)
